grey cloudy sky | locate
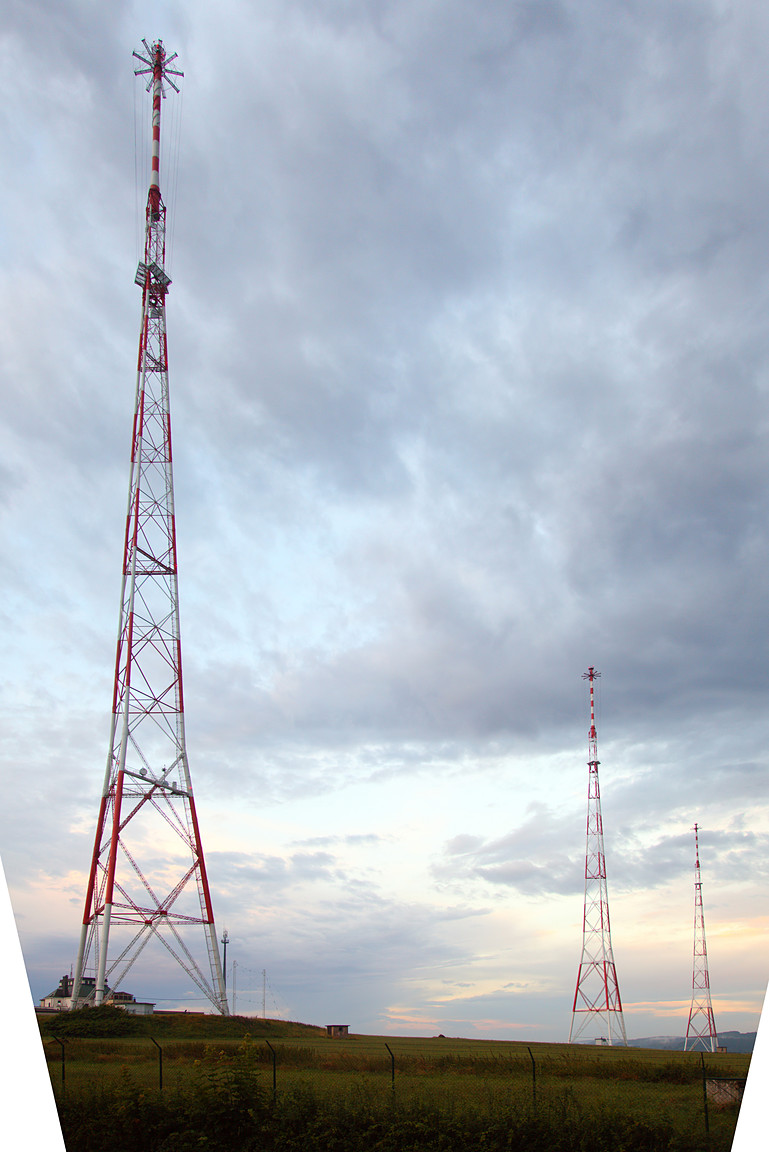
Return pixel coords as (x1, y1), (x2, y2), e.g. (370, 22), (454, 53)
(1, 0), (767, 1041)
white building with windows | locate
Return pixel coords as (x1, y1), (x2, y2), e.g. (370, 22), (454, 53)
(40, 974), (154, 1014)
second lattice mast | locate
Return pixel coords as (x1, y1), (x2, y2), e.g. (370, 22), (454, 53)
(70, 41), (228, 1015)
(569, 668), (627, 1045)
(684, 823), (718, 1052)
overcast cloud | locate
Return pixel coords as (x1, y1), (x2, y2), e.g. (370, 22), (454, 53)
(1, 0), (767, 1043)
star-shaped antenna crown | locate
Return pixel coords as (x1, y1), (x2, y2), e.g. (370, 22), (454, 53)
(133, 39), (184, 95)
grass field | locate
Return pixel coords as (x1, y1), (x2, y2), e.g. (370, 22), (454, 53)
(40, 1009), (750, 1151)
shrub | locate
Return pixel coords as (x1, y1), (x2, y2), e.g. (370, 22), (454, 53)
(43, 1005), (143, 1038)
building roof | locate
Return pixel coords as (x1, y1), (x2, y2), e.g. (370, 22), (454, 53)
(42, 974), (110, 1001)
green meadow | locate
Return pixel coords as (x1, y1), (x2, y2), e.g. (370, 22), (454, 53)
(40, 1008), (749, 1151)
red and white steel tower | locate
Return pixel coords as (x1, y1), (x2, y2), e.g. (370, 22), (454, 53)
(684, 823), (718, 1052)
(569, 668), (627, 1045)
(70, 42), (228, 1014)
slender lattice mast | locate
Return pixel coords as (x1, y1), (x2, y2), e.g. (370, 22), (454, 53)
(684, 823), (717, 1052)
(569, 668), (627, 1045)
(70, 42), (228, 1014)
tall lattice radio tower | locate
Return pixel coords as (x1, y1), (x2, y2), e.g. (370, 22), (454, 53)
(684, 823), (718, 1052)
(569, 668), (627, 1045)
(70, 42), (228, 1014)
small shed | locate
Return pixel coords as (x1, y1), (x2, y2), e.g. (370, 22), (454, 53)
(326, 1024), (349, 1037)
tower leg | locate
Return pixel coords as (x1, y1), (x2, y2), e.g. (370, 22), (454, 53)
(70, 921), (89, 1009)
(94, 905), (112, 1005)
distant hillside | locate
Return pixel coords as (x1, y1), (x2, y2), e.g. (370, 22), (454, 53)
(630, 1031), (756, 1054)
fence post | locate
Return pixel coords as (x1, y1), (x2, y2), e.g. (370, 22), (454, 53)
(527, 1046), (536, 1109)
(700, 1052), (710, 1133)
(52, 1037), (66, 1095)
(384, 1043), (395, 1092)
(150, 1037), (163, 1091)
(265, 1039), (277, 1101)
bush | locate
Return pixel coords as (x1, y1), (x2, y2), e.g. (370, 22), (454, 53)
(43, 1005), (143, 1038)
(57, 1044), (268, 1152)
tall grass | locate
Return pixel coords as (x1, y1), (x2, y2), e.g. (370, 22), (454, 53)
(49, 1036), (743, 1152)
(54, 1076), (731, 1152)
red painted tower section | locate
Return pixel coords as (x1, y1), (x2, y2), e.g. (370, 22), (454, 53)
(70, 42), (228, 1014)
(684, 824), (718, 1052)
(569, 668), (627, 1045)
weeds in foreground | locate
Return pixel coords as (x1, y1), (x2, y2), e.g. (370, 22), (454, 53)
(54, 1063), (735, 1152)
